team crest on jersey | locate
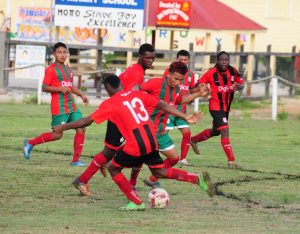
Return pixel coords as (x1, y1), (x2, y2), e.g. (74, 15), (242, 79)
(62, 81), (72, 87)
(188, 77), (192, 83)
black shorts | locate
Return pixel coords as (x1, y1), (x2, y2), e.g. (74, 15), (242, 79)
(112, 150), (164, 168)
(210, 110), (229, 130)
(104, 121), (125, 150)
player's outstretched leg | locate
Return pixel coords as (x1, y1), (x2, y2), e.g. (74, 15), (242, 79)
(150, 167), (215, 197)
(23, 132), (61, 159)
(119, 201), (146, 211)
(23, 139), (33, 159)
(198, 171), (215, 197)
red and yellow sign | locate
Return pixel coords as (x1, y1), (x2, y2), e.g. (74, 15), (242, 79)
(156, 0), (191, 28)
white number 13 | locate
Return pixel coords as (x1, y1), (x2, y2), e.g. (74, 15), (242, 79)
(123, 98), (149, 124)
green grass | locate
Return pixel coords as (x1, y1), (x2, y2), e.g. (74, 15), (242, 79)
(0, 103), (300, 233)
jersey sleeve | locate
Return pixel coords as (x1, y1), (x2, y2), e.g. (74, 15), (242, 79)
(234, 73), (244, 85)
(189, 71), (196, 89)
(162, 68), (168, 78)
(120, 66), (143, 91)
(139, 78), (159, 92)
(43, 66), (53, 86)
(198, 70), (210, 85)
(89, 100), (113, 124)
(139, 91), (160, 108)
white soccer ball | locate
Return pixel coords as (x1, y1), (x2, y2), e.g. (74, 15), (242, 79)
(148, 188), (170, 208)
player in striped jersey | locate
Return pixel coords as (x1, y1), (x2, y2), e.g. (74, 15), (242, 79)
(190, 51), (244, 168)
(23, 42), (89, 166)
(133, 61), (209, 188)
(163, 50), (196, 167)
(68, 44), (155, 193)
(53, 75), (215, 211)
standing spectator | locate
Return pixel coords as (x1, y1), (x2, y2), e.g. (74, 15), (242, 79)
(23, 42), (89, 166)
(190, 51), (244, 168)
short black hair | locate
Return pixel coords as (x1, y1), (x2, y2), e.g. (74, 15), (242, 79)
(168, 61), (188, 75)
(103, 74), (121, 89)
(177, 50), (190, 58)
(139, 43), (155, 55)
(53, 42), (67, 52)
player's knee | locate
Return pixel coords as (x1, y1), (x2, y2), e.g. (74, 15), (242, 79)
(102, 147), (117, 161)
(76, 128), (85, 134)
(53, 132), (63, 140)
(151, 168), (167, 178)
(107, 161), (118, 176)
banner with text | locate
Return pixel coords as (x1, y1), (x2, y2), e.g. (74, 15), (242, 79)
(54, 0), (144, 30)
(156, 0), (191, 28)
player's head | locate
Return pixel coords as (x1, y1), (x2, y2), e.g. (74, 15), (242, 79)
(167, 61), (188, 88)
(215, 51), (230, 72)
(176, 50), (190, 66)
(138, 43), (155, 70)
(53, 42), (68, 65)
(103, 74), (122, 96)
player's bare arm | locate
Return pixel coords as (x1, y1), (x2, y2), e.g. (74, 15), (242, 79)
(71, 86), (89, 104)
(156, 100), (201, 124)
(181, 85), (209, 103)
(42, 85), (71, 94)
(233, 82), (244, 91)
(53, 117), (94, 134)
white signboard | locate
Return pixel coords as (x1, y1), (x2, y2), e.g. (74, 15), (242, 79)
(15, 45), (46, 79)
(54, 0), (145, 30)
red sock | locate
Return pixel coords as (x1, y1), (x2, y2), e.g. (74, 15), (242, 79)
(180, 131), (191, 160)
(130, 166), (142, 186)
(149, 175), (159, 182)
(72, 132), (85, 163)
(149, 158), (179, 182)
(166, 168), (198, 184)
(28, 132), (54, 146)
(221, 138), (235, 161)
(112, 173), (142, 205)
(164, 158), (179, 168)
(79, 153), (107, 184)
(191, 129), (211, 143)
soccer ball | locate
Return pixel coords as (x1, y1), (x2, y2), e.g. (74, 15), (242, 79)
(148, 188), (170, 208)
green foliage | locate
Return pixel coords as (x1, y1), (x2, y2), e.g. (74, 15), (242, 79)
(278, 112), (288, 120)
(1, 103), (300, 233)
(23, 94), (38, 104)
(230, 97), (263, 110)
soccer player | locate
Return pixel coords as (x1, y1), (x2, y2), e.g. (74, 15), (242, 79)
(70, 43), (155, 192)
(23, 42), (89, 166)
(190, 51), (244, 168)
(133, 61), (209, 188)
(163, 50), (196, 166)
(53, 75), (215, 211)
(119, 43), (155, 91)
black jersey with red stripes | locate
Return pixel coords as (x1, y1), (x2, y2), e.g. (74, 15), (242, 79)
(198, 66), (244, 112)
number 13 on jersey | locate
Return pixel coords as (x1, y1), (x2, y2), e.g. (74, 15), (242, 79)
(123, 98), (149, 124)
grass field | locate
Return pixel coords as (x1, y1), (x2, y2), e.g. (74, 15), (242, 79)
(0, 103), (299, 234)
